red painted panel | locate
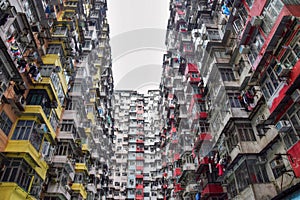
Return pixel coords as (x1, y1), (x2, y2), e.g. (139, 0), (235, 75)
(174, 168), (181, 176)
(199, 112), (208, 119)
(200, 156), (210, 165)
(174, 183), (184, 192)
(287, 140), (300, 178)
(270, 60), (300, 115)
(198, 133), (212, 141)
(185, 63), (199, 74)
(249, 0), (268, 16)
(253, 6), (300, 72)
(201, 183), (224, 196)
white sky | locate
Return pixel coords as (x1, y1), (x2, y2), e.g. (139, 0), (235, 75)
(107, 0), (170, 93)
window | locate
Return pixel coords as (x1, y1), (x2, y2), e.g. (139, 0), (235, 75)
(236, 123), (256, 141)
(270, 157), (286, 179)
(26, 90), (51, 116)
(261, 0), (284, 35)
(53, 26), (67, 36)
(47, 44), (62, 55)
(227, 175), (238, 198)
(261, 65), (281, 100)
(0, 158), (33, 192)
(183, 44), (193, 52)
(49, 110), (59, 132)
(57, 143), (69, 155)
(74, 173), (84, 183)
(227, 92), (242, 108)
(220, 68), (236, 81)
(12, 120), (43, 151)
(0, 112), (12, 136)
(191, 73), (198, 78)
(235, 162), (250, 192)
(51, 73), (64, 105)
(11, 120), (34, 140)
(281, 36), (300, 68)
(247, 159), (269, 183)
(207, 29), (220, 40)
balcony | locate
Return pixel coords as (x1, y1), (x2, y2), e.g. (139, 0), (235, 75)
(136, 156), (144, 161)
(75, 163), (89, 174)
(52, 155), (75, 179)
(5, 140), (48, 179)
(229, 141), (260, 164)
(193, 111), (208, 121)
(23, 105), (56, 140)
(87, 183), (97, 194)
(201, 183), (224, 198)
(136, 139), (144, 144)
(233, 182), (276, 200)
(0, 183), (36, 200)
(196, 156), (211, 174)
(47, 183), (71, 200)
(71, 183), (87, 199)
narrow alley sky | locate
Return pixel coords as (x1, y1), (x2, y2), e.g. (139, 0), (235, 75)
(107, 0), (170, 93)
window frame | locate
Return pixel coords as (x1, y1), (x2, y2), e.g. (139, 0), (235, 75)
(0, 112), (13, 136)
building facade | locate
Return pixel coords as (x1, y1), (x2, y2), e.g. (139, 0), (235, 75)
(159, 0), (300, 200)
(112, 90), (164, 200)
(0, 0), (114, 199)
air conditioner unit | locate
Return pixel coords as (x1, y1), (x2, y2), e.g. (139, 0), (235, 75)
(251, 16), (263, 26)
(239, 45), (250, 54)
(275, 64), (290, 77)
(275, 120), (291, 132)
(271, 159), (284, 169)
(15, 95), (26, 111)
(41, 141), (50, 158)
(291, 89), (300, 103)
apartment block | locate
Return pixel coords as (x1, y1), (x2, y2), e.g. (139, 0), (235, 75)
(159, 0), (300, 200)
(0, 0), (114, 199)
(112, 90), (164, 200)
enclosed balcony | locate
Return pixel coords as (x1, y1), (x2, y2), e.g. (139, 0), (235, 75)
(0, 158), (43, 199)
(226, 156), (275, 199)
(225, 122), (259, 163)
(46, 169), (72, 200)
(201, 183), (226, 199)
(5, 120), (49, 179)
(52, 154), (75, 180)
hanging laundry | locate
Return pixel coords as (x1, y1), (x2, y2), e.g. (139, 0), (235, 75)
(216, 160), (224, 176)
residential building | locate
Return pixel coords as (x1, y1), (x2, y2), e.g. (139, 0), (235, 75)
(112, 90), (164, 200)
(0, 0), (114, 200)
(159, 0), (300, 200)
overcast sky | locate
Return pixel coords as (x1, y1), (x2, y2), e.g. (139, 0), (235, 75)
(107, 0), (170, 93)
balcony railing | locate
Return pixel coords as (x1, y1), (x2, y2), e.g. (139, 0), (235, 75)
(47, 183), (71, 200)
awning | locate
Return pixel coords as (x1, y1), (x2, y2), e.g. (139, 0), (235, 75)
(186, 63), (199, 73)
